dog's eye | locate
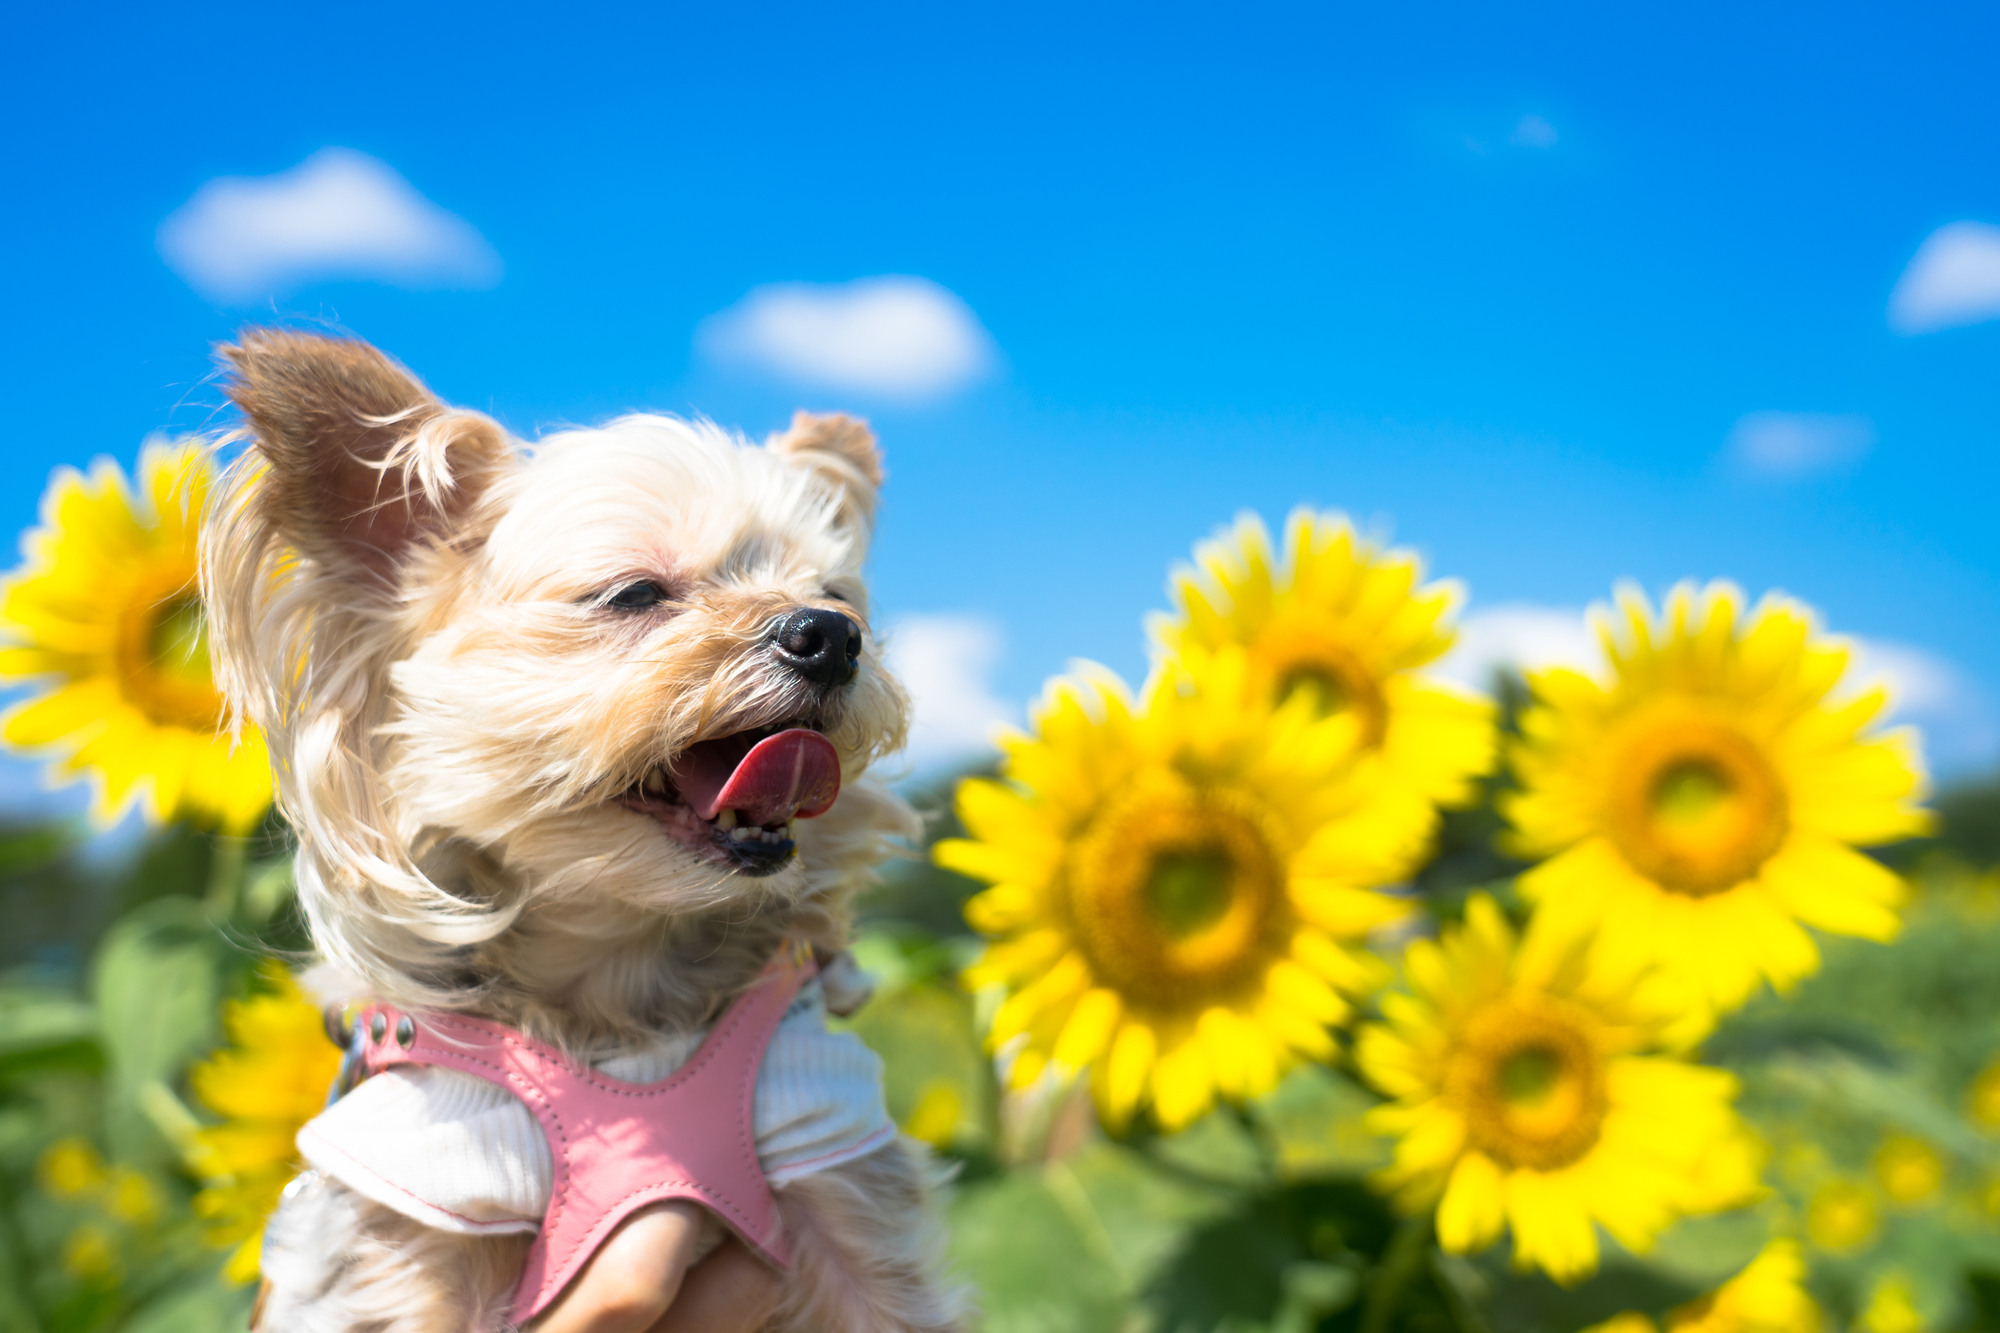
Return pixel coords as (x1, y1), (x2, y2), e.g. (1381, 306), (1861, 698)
(605, 581), (670, 610)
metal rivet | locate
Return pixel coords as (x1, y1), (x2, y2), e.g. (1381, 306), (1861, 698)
(395, 1015), (415, 1048)
(369, 1012), (386, 1044)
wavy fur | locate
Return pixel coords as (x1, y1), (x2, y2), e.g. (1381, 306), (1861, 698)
(200, 330), (954, 1330)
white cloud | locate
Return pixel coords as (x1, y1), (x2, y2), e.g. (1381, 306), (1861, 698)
(1852, 639), (1960, 713)
(158, 148), (501, 303)
(884, 615), (1017, 773)
(1888, 220), (2000, 335)
(1849, 638), (1995, 777)
(1725, 411), (1874, 478)
(1510, 115), (1559, 149)
(697, 276), (995, 399)
(1434, 604), (1601, 691)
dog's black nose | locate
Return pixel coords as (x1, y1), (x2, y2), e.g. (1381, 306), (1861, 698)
(772, 607), (861, 687)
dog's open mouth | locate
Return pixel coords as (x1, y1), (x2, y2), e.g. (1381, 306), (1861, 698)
(615, 721), (840, 876)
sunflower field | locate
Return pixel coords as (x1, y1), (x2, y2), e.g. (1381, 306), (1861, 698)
(3, 444), (2000, 1333)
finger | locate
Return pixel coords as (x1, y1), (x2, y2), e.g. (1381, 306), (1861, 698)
(651, 1237), (784, 1333)
(531, 1201), (709, 1333)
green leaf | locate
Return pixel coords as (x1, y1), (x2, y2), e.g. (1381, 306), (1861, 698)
(90, 900), (224, 1165)
(949, 1171), (1131, 1333)
(1638, 1210), (1770, 1290)
(1056, 1141), (1238, 1295)
(1136, 1107), (1269, 1190)
(1256, 1064), (1389, 1179)
(846, 977), (996, 1153)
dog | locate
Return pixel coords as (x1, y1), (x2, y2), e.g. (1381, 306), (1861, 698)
(200, 329), (964, 1332)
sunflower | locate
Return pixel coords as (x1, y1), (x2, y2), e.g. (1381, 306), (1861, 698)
(1357, 895), (1761, 1283)
(1804, 1180), (1877, 1253)
(1860, 1274), (1925, 1333)
(936, 647), (1431, 1132)
(1503, 582), (1928, 1021)
(1592, 1240), (1821, 1333)
(1967, 1055), (2000, 1130)
(0, 438), (272, 833)
(188, 963), (345, 1283)
(1152, 509), (1494, 814)
(1872, 1134), (1943, 1207)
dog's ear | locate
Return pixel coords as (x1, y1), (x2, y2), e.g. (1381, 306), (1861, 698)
(767, 411), (882, 534)
(221, 328), (511, 581)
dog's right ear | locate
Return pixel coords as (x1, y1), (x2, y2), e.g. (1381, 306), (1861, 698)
(221, 329), (511, 581)
(767, 411), (883, 536)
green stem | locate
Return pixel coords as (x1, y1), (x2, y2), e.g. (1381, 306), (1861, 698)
(1360, 1214), (1430, 1333)
(1429, 1248), (1490, 1333)
(1228, 1100), (1283, 1185)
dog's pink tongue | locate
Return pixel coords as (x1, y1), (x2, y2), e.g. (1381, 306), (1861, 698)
(674, 729), (841, 825)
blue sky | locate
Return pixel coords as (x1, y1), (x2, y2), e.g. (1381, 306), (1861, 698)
(4, 0), (1999, 806)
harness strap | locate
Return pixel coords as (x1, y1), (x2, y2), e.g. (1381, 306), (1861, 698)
(356, 941), (813, 1324)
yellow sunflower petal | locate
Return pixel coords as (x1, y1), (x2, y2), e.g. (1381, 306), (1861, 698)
(1437, 1150), (1508, 1253)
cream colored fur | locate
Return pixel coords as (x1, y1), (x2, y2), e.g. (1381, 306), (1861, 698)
(200, 330), (963, 1331)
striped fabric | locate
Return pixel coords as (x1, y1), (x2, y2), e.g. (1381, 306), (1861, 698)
(296, 978), (896, 1236)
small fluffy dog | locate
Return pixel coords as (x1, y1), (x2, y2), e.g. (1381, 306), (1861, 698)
(200, 330), (962, 1332)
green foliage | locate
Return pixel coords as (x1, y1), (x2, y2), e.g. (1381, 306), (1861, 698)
(1707, 861), (2000, 1329)
(0, 754), (1996, 1332)
(0, 823), (295, 1333)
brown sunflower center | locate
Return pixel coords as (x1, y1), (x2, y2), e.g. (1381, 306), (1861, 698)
(1448, 998), (1608, 1171)
(1272, 644), (1388, 747)
(1605, 714), (1789, 897)
(115, 572), (224, 732)
(1067, 779), (1285, 1008)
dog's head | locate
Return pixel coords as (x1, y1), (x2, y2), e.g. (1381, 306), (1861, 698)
(201, 330), (912, 1010)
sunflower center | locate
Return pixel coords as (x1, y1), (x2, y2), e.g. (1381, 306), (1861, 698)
(1144, 850), (1235, 938)
(1498, 1045), (1561, 1103)
(1606, 714), (1789, 897)
(115, 572), (224, 732)
(1448, 999), (1607, 1172)
(1067, 778), (1285, 1008)
(1273, 646), (1388, 747)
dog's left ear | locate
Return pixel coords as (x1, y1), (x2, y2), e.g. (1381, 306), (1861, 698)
(219, 328), (512, 586)
(767, 411), (882, 535)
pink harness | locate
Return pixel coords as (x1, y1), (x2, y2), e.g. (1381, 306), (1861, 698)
(354, 943), (813, 1324)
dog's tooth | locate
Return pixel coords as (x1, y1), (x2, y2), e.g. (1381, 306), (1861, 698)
(716, 809), (737, 830)
(731, 826), (751, 842)
(785, 819), (797, 841)
(643, 770), (666, 796)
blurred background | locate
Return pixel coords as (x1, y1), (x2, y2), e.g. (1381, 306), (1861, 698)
(5, 4), (2000, 1331)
